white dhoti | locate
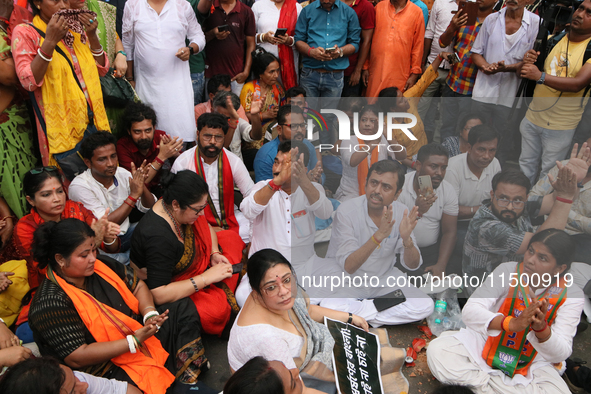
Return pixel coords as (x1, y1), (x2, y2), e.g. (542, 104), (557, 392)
(427, 333), (570, 394)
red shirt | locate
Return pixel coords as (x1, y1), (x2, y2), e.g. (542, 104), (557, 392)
(116, 129), (167, 191)
(203, 0), (256, 78)
(345, 0), (376, 76)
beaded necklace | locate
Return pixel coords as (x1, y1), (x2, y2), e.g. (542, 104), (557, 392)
(162, 201), (185, 240)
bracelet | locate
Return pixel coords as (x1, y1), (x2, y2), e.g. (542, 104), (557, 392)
(126, 335), (137, 354)
(502, 316), (513, 332)
(403, 238), (414, 249)
(532, 321), (548, 333)
(103, 237), (117, 246)
(200, 274), (207, 288)
(39, 47), (52, 59)
(371, 235), (381, 249)
(259, 112), (263, 122)
(537, 331), (552, 343)
(91, 45), (103, 53)
(556, 196), (573, 204)
(211, 250), (221, 256)
(37, 48), (52, 62)
(143, 310), (159, 325)
(92, 49), (104, 57)
(154, 156), (164, 165)
(149, 163), (159, 171)
(128, 195), (138, 203)
(190, 277), (199, 292)
(347, 312), (353, 324)
(0, 317), (5, 325)
(116, 50), (127, 57)
(289, 36), (295, 47)
(132, 335), (141, 347)
(268, 180), (281, 191)
(126, 75), (134, 81)
(124, 200), (135, 208)
(307, 46), (314, 57)
(142, 306), (157, 314)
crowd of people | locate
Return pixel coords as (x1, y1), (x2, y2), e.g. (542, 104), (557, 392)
(1, 0), (591, 392)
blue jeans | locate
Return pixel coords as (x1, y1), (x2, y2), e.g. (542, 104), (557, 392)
(300, 68), (344, 98)
(191, 72), (205, 105)
(519, 117), (576, 184)
(440, 84), (472, 141)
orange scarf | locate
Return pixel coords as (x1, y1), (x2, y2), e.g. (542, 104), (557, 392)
(357, 138), (379, 196)
(482, 263), (568, 377)
(47, 261), (175, 394)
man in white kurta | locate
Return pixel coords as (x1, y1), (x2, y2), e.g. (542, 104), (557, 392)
(122, 0), (206, 142)
(427, 261), (584, 394)
(235, 141), (333, 306)
(310, 160), (434, 327)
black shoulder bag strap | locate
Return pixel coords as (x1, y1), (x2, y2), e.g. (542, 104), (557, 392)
(27, 24), (95, 136)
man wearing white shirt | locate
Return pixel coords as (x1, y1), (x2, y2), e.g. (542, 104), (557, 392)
(444, 124), (501, 272)
(172, 113), (254, 242)
(210, 91), (264, 162)
(313, 160), (434, 327)
(398, 144), (458, 276)
(70, 132), (156, 262)
(470, 0), (539, 165)
(418, 0), (458, 138)
(235, 140), (333, 306)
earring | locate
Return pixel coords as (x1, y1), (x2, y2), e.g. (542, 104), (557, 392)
(37, 5), (40, 8)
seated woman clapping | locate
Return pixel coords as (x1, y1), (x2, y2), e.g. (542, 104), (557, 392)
(228, 249), (368, 394)
(131, 170), (244, 336)
(28, 219), (208, 394)
(427, 229), (584, 394)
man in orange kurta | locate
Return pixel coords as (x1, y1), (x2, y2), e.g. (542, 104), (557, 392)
(363, 0), (425, 99)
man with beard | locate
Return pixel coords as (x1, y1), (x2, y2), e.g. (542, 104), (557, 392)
(398, 144), (458, 277)
(172, 113), (254, 243)
(116, 102), (184, 195)
(70, 132), (156, 263)
(462, 156), (585, 295)
(253, 104), (321, 183)
(235, 140), (333, 306)
(310, 160), (434, 327)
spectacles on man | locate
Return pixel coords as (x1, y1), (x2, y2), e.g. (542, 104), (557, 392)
(29, 166), (59, 175)
(280, 123), (306, 131)
(201, 134), (224, 142)
(261, 274), (293, 297)
(186, 204), (208, 215)
(494, 194), (525, 209)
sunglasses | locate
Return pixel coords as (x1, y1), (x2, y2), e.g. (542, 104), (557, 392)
(29, 166), (59, 175)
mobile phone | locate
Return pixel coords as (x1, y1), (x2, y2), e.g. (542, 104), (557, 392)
(232, 262), (244, 274)
(458, 0), (478, 26)
(218, 24), (229, 32)
(325, 47), (337, 53)
(452, 52), (461, 64)
(373, 289), (406, 312)
(418, 175), (434, 196)
(275, 28), (288, 37)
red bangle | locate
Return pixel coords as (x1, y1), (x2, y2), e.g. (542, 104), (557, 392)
(268, 180), (281, 191)
(411, 161), (416, 169)
(39, 47), (52, 59)
(124, 200), (135, 208)
(532, 321), (548, 333)
(556, 196), (573, 204)
(307, 47), (314, 57)
(154, 157), (164, 165)
(128, 195), (138, 203)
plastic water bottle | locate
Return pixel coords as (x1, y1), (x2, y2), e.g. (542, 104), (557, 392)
(442, 316), (452, 330)
(433, 294), (448, 324)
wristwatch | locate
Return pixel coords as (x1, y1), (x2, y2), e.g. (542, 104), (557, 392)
(339, 47), (343, 58)
(188, 46), (195, 55)
(536, 72), (546, 85)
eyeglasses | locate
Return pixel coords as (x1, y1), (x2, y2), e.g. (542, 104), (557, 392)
(280, 123), (306, 131)
(494, 194), (525, 209)
(201, 134), (224, 142)
(186, 204), (208, 215)
(261, 274), (293, 297)
(29, 166), (58, 175)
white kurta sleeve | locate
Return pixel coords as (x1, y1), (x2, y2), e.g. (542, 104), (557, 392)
(184, 0), (206, 52)
(122, 0), (136, 61)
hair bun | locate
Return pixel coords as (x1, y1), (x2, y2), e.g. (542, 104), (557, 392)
(160, 171), (176, 189)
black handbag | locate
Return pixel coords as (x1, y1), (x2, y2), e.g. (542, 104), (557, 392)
(28, 25), (100, 181)
(100, 68), (135, 107)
